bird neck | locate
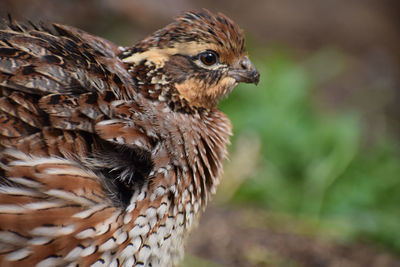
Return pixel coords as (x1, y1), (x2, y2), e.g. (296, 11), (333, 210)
(119, 48), (232, 206)
(128, 107), (232, 219)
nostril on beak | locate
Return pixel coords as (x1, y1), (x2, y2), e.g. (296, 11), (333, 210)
(241, 57), (252, 71)
(231, 56), (260, 85)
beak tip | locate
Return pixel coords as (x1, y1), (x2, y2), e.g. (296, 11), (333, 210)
(249, 70), (260, 85)
(230, 57), (260, 85)
(241, 57), (260, 85)
(253, 71), (260, 85)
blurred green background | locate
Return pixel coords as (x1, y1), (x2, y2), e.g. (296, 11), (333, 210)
(2, 0), (400, 266)
(225, 47), (400, 247)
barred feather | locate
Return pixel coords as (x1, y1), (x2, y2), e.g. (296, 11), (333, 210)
(0, 9), (258, 266)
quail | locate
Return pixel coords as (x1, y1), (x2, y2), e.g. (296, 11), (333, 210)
(0, 9), (259, 266)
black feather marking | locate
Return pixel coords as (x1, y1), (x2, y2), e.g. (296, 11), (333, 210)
(42, 54), (62, 64)
(85, 92), (98, 104)
(22, 65), (35, 75)
(103, 91), (115, 102)
(49, 94), (61, 104)
(0, 48), (19, 56)
(96, 141), (154, 208)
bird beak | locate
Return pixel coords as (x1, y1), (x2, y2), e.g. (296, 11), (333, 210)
(229, 56), (260, 85)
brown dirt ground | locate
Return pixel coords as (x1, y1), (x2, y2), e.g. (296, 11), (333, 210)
(186, 205), (400, 267)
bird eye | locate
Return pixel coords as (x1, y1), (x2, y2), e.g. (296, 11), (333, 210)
(198, 51), (219, 66)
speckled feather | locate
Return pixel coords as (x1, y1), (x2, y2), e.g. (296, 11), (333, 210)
(0, 10), (258, 267)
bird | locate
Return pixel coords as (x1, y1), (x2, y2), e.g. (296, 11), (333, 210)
(0, 9), (259, 267)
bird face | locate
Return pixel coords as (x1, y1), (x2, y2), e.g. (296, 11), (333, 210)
(122, 10), (259, 109)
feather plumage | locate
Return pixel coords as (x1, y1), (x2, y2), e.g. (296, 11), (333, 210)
(0, 10), (259, 266)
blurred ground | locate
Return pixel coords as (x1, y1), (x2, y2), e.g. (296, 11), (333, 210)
(1, 1), (400, 266)
(185, 205), (400, 267)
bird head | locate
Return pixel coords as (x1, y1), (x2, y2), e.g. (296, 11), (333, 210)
(121, 9), (259, 110)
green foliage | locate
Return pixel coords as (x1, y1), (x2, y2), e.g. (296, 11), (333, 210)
(220, 49), (400, 252)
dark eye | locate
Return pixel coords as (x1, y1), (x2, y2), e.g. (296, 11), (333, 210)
(198, 51), (219, 66)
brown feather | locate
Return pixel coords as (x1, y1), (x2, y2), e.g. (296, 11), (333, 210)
(0, 10), (258, 266)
